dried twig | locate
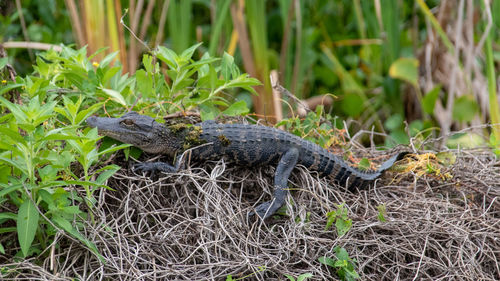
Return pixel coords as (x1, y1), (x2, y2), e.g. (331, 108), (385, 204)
(2, 143), (498, 281)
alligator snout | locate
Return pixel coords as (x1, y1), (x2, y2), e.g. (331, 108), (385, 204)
(86, 116), (98, 128)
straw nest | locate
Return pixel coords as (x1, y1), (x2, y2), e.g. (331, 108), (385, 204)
(1, 145), (499, 281)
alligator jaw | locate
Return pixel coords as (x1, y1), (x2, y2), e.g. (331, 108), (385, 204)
(86, 112), (168, 154)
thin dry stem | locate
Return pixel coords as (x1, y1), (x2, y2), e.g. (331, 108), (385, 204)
(1, 144), (498, 280)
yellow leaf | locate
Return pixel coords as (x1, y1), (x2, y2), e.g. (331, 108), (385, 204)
(389, 57), (419, 87)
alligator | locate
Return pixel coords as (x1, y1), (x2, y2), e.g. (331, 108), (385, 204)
(86, 111), (407, 219)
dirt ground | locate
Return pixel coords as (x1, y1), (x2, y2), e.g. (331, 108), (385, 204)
(1, 146), (499, 280)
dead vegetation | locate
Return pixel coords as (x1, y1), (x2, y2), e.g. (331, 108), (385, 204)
(1, 145), (499, 281)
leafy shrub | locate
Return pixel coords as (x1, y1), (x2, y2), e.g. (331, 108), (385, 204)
(0, 43), (259, 259)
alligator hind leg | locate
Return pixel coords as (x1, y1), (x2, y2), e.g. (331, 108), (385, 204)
(252, 147), (299, 219)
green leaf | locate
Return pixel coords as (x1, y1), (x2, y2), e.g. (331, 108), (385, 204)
(0, 96), (27, 124)
(436, 152), (456, 166)
(100, 88), (127, 106)
(335, 217), (352, 237)
(358, 158), (370, 171)
(389, 57), (419, 87)
(422, 85), (441, 114)
(388, 130), (409, 145)
(135, 69), (153, 97)
(0, 212), (17, 221)
(334, 246), (350, 263)
(0, 227), (17, 234)
(446, 133), (485, 149)
(95, 165), (121, 185)
(200, 103), (220, 121)
(180, 42), (203, 61)
(376, 204), (387, 222)
(409, 120), (424, 137)
(41, 132), (82, 142)
(0, 57), (8, 69)
(74, 101), (104, 125)
(17, 200), (39, 257)
(0, 242), (4, 254)
(0, 183), (23, 198)
(318, 256), (336, 267)
(51, 215), (104, 262)
(101, 66), (121, 85)
(100, 51), (119, 69)
(297, 273), (313, 281)
(325, 211), (336, 231)
(222, 100), (249, 116)
(0, 83), (23, 96)
(452, 95), (479, 122)
(220, 74), (261, 94)
(142, 54), (155, 73)
(156, 46), (178, 69)
(221, 52), (236, 80)
(60, 206), (82, 215)
(96, 143), (131, 156)
(0, 126), (26, 145)
(284, 274), (296, 281)
(341, 93), (364, 117)
(0, 156), (28, 175)
(384, 114), (403, 131)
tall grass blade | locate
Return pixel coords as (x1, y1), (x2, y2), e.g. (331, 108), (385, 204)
(415, 0), (454, 55)
(290, 0), (302, 97)
(64, 0), (85, 46)
(380, 0), (403, 114)
(208, 0), (232, 56)
(278, 0), (294, 88)
(245, 0), (276, 121)
(483, 6), (500, 141)
(106, 0), (120, 60)
(168, 0), (193, 53)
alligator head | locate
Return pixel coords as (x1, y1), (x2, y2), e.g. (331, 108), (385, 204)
(86, 111), (182, 155)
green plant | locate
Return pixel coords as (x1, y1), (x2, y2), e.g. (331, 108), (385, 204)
(376, 204), (387, 222)
(276, 105), (344, 149)
(319, 246), (360, 281)
(325, 203), (352, 237)
(0, 43), (259, 262)
(225, 266), (266, 281)
(284, 272), (313, 281)
(153, 43), (260, 119)
(0, 94), (103, 258)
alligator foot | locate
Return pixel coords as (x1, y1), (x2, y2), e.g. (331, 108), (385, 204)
(133, 161), (177, 178)
(249, 200), (284, 219)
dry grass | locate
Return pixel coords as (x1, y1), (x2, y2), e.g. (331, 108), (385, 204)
(1, 144), (499, 281)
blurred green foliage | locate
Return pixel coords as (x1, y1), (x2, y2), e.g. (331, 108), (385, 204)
(2, 1), (499, 147)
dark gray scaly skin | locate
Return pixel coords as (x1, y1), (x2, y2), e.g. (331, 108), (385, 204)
(86, 111), (407, 219)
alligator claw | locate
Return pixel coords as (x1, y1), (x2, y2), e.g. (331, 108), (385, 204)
(133, 162), (177, 176)
(249, 201), (280, 219)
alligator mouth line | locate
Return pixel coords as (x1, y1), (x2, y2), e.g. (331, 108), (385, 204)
(98, 129), (146, 140)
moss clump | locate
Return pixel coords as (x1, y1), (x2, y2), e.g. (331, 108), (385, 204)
(168, 123), (190, 134)
(217, 135), (231, 146)
(183, 125), (206, 150)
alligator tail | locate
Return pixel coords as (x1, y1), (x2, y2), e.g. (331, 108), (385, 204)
(336, 152), (409, 191)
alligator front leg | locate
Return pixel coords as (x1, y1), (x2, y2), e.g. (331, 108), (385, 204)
(134, 161), (178, 173)
(133, 153), (186, 176)
(252, 147), (299, 219)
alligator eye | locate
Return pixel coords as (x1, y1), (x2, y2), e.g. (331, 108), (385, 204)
(122, 119), (135, 126)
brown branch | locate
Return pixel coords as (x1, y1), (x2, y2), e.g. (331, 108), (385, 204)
(64, 0), (85, 47)
(2, 41), (63, 51)
(155, 0), (170, 47)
